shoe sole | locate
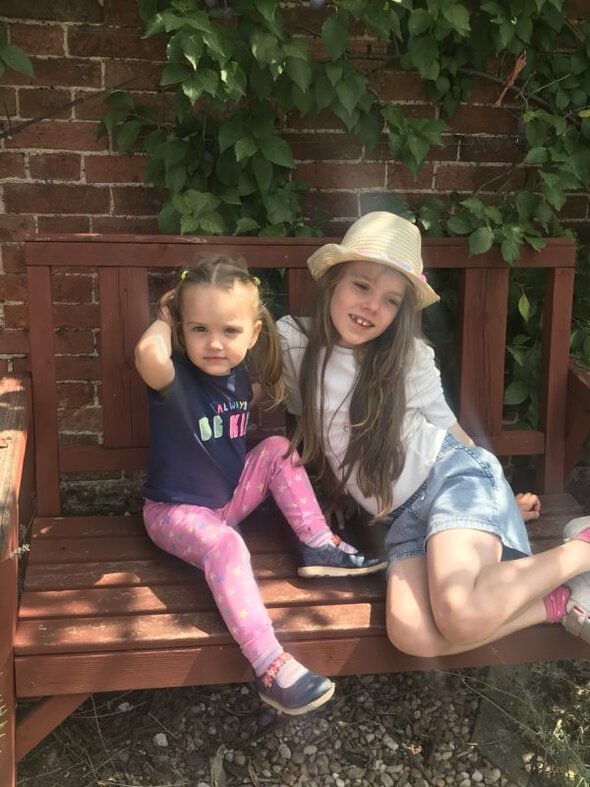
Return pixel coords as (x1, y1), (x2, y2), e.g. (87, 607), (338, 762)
(259, 681), (335, 715)
(297, 561), (388, 578)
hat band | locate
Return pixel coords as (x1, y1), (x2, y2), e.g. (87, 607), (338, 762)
(354, 247), (417, 275)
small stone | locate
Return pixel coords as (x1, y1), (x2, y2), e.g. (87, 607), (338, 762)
(153, 733), (168, 748)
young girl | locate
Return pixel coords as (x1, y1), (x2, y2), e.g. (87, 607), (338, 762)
(277, 212), (590, 657)
(134, 254), (386, 716)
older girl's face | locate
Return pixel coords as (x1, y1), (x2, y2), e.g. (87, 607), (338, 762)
(180, 282), (262, 375)
(329, 260), (408, 348)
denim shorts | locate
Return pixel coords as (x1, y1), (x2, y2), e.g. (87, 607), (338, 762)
(384, 434), (532, 565)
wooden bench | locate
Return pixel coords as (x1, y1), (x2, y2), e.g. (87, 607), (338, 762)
(1, 233), (589, 785)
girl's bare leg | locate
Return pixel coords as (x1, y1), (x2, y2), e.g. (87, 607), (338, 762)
(386, 530), (590, 657)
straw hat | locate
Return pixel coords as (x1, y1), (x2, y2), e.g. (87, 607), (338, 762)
(307, 212), (439, 310)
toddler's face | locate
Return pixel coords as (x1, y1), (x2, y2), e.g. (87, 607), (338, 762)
(180, 282), (261, 375)
(329, 260), (408, 348)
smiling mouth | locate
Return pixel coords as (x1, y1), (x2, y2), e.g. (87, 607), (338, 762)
(350, 313), (374, 328)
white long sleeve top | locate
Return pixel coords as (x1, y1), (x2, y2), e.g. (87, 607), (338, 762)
(277, 315), (458, 514)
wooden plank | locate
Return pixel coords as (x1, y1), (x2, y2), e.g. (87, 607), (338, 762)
(14, 625), (588, 699)
(23, 553), (300, 591)
(26, 266), (61, 516)
(25, 236), (576, 270)
(99, 267), (150, 448)
(19, 575), (384, 619)
(565, 362), (590, 477)
(15, 601), (387, 654)
(0, 376), (30, 559)
(537, 267), (575, 492)
(15, 695), (89, 762)
(458, 267), (509, 438)
(60, 444), (148, 471)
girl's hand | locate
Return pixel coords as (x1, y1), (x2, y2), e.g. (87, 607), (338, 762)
(515, 492), (541, 522)
(322, 493), (358, 531)
(157, 290), (176, 325)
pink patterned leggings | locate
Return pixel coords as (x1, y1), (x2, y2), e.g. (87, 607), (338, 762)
(143, 435), (331, 675)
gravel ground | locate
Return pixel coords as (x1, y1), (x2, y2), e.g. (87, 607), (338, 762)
(16, 662), (590, 787)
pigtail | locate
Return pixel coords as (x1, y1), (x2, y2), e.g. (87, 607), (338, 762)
(246, 303), (286, 407)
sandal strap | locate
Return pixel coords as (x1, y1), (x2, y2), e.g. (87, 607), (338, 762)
(261, 652), (292, 688)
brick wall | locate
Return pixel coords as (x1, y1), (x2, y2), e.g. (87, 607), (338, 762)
(1, 0), (589, 380)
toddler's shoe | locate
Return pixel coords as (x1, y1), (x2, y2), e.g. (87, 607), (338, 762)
(561, 571), (590, 644)
(256, 665), (335, 715)
(563, 515), (590, 542)
(298, 535), (387, 578)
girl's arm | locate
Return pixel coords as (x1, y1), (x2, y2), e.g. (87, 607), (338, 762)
(135, 292), (176, 391)
(448, 421), (475, 447)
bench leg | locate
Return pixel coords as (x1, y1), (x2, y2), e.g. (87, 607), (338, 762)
(0, 660), (16, 787)
(16, 694), (90, 762)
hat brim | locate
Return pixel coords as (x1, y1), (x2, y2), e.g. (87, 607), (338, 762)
(307, 244), (440, 310)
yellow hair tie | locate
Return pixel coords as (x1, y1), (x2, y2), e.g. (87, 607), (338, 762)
(180, 270), (188, 280)
(252, 276), (261, 287)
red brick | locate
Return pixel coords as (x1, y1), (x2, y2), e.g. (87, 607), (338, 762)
(562, 195), (588, 220)
(286, 132), (362, 162)
(1, 244), (24, 274)
(368, 136), (457, 164)
(68, 27), (165, 60)
(0, 214), (35, 242)
(105, 60), (162, 92)
(467, 78), (507, 105)
(4, 183), (109, 215)
(295, 162), (386, 189)
(91, 216), (160, 234)
(0, 58), (101, 88)
(0, 330), (29, 354)
(0, 359), (9, 374)
(55, 329), (95, 355)
(287, 109), (348, 133)
(1, 1), (102, 22)
(103, 0), (143, 27)
(19, 88), (72, 120)
(60, 406), (102, 433)
(567, 0), (590, 17)
(0, 152), (26, 179)
(2, 304), (28, 329)
(38, 216), (91, 234)
(53, 273), (94, 303)
(74, 89), (169, 121)
(57, 381), (95, 409)
(0, 87), (17, 116)
(29, 153), (81, 181)
(55, 356), (101, 381)
(0, 274), (27, 301)
(111, 186), (164, 215)
(54, 303), (100, 328)
(85, 154), (147, 184)
(435, 163), (526, 191)
(302, 190), (359, 219)
(460, 137), (521, 163)
(387, 163), (435, 191)
(372, 67), (429, 103)
(448, 106), (519, 135)
(5, 120), (107, 151)
(11, 358), (30, 374)
(10, 23), (65, 56)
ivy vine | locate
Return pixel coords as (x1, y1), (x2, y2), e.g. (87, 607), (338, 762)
(93, 0), (589, 420)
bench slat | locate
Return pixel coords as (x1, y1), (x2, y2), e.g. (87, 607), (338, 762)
(19, 574), (384, 619)
(15, 601), (386, 654)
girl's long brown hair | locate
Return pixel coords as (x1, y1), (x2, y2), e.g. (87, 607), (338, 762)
(292, 263), (418, 519)
(168, 254), (286, 405)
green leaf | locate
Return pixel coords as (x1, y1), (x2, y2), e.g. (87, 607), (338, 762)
(408, 37), (439, 81)
(285, 57), (312, 92)
(523, 146), (549, 164)
(106, 90), (135, 111)
(469, 226), (494, 255)
(504, 380), (530, 406)
(158, 203), (181, 233)
(501, 237), (521, 263)
(0, 43), (34, 77)
(408, 9), (433, 36)
(116, 120), (142, 152)
(261, 135), (294, 168)
(325, 62), (343, 87)
(252, 153), (273, 192)
(315, 75), (335, 112)
(182, 34), (203, 69)
(335, 78), (364, 116)
(447, 216), (472, 235)
(234, 217), (260, 235)
(182, 75), (203, 104)
(161, 63), (192, 86)
(442, 4), (471, 37)
(235, 136), (258, 162)
(322, 15), (348, 60)
(518, 292), (531, 323)
(165, 163), (186, 193)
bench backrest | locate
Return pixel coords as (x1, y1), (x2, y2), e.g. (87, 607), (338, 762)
(24, 235), (576, 516)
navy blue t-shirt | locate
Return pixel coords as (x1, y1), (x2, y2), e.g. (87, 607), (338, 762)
(143, 351), (252, 509)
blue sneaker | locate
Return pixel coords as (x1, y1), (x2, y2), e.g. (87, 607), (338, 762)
(298, 535), (387, 578)
(256, 662), (335, 715)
